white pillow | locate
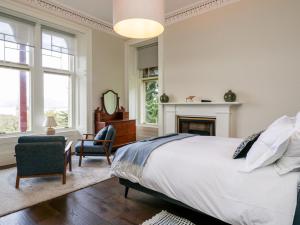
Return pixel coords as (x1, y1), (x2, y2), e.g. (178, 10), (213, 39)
(275, 112), (300, 175)
(242, 115), (294, 172)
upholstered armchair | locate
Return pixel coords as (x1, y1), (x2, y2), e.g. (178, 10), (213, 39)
(75, 125), (116, 166)
(15, 136), (72, 189)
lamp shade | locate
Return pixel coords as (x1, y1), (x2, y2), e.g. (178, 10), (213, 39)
(43, 116), (57, 127)
(113, 0), (165, 39)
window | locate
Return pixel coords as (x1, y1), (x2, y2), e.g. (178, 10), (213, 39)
(140, 67), (159, 125)
(44, 73), (71, 128)
(0, 13), (34, 134)
(0, 12), (78, 136)
(42, 27), (75, 71)
(0, 68), (30, 134)
(42, 27), (75, 129)
(0, 14), (34, 65)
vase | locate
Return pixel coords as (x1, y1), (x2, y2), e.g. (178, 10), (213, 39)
(224, 90), (236, 102)
(160, 93), (169, 103)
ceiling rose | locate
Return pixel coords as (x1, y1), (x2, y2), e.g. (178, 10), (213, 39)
(113, 0), (165, 39)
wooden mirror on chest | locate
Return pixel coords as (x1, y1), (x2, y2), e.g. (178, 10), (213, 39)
(94, 90), (136, 149)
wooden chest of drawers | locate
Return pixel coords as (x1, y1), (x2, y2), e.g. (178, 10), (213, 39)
(94, 107), (136, 148)
(105, 119), (136, 148)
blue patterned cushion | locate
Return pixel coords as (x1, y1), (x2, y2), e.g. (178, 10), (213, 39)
(94, 126), (108, 145)
(233, 131), (264, 159)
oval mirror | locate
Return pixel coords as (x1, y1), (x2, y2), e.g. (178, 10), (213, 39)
(103, 90), (118, 115)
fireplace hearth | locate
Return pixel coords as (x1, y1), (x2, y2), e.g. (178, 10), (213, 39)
(177, 116), (216, 136)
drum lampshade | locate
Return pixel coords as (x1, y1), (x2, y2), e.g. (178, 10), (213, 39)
(113, 0), (165, 39)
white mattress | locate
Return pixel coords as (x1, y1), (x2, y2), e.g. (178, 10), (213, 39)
(112, 136), (300, 225)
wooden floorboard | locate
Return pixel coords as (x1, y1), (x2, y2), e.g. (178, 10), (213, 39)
(0, 178), (227, 225)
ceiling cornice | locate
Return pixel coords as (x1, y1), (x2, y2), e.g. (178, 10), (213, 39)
(12, 0), (115, 34)
(11, 0), (240, 35)
(166, 0), (240, 25)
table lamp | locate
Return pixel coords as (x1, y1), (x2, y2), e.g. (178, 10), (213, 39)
(44, 116), (57, 135)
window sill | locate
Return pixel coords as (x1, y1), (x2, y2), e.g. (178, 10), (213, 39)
(0, 128), (79, 142)
(137, 124), (158, 129)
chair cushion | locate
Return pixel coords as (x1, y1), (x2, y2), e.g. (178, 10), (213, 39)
(105, 125), (116, 151)
(75, 141), (106, 154)
(94, 126), (108, 145)
(105, 125), (116, 141)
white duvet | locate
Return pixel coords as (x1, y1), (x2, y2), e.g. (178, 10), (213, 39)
(112, 136), (300, 225)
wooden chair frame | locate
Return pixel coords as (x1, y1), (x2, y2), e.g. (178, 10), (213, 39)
(15, 141), (73, 189)
(78, 133), (112, 166)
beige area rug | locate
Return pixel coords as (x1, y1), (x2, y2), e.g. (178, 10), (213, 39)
(0, 156), (112, 217)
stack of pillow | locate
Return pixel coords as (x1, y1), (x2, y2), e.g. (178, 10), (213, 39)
(233, 112), (300, 174)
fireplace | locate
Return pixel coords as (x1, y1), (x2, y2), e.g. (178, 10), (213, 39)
(177, 116), (216, 136)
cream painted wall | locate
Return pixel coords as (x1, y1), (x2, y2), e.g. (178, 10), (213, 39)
(163, 0), (300, 138)
(92, 30), (125, 111)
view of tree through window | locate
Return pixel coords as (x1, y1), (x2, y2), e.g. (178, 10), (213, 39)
(44, 73), (70, 128)
(144, 80), (158, 124)
(0, 68), (30, 134)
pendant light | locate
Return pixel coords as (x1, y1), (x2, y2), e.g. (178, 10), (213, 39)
(113, 0), (165, 39)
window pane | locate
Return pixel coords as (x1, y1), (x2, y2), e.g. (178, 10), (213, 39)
(42, 49), (73, 71)
(0, 16), (34, 65)
(42, 29), (74, 71)
(44, 73), (71, 128)
(0, 67), (31, 134)
(0, 40), (33, 65)
(144, 80), (158, 124)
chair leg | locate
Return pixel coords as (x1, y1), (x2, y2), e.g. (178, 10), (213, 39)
(106, 154), (111, 165)
(79, 154), (82, 167)
(62, 172), (66, 185)
(69, 154), (72, 172)
(125, 186), (129, 198)
(104, 145), (111, 165)
(15, 176), (20, 189)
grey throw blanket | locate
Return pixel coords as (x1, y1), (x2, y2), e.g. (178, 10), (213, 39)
(111, 133), (195, 179)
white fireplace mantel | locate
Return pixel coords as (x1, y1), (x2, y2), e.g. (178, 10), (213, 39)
(160, 102), (242, 137)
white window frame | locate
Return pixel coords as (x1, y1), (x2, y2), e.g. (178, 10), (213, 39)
(0, 15), (34, 135)
(0, 9), (82, 137)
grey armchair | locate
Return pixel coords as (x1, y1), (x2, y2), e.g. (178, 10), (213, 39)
(15, 136), (72, 189)
(75, 125), (116, 166)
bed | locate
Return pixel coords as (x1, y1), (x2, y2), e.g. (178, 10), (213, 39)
(111, 135), (300, 225)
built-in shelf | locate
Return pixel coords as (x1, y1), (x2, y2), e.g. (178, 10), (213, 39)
(160, 102), (242, 106)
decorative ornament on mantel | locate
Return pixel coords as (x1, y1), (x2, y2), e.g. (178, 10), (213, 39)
(113, 0), (165, 39)
(186, 96), (196, 102)
(224, 90), (237, 102)
(160, 93), (169, 103)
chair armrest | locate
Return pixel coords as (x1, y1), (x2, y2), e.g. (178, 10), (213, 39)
(78, 139), (112, 143)
(65, 141), (73, 154)
(82, 133), (95, 138)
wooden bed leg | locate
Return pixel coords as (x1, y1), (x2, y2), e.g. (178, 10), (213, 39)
(125, 186), (129, 198)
